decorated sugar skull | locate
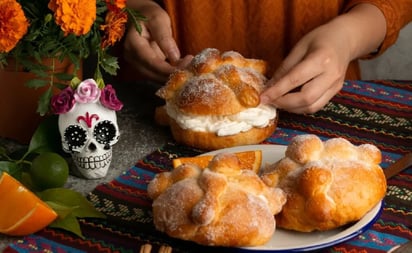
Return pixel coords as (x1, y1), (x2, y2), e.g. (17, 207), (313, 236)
(51, 79), (123, 179)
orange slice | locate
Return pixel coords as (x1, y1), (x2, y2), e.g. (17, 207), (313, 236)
(172, 150), (262, 173)
(0, 172), (58, 236)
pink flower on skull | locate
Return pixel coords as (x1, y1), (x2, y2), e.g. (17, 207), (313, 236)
(74, 79), (101, 103)
(100, 84), (123, 111)
(50, 86), (75, 114)
(51, 78), (123, 114)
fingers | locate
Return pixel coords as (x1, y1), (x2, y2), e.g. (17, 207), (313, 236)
(174, 55), (194, 69)
(270, 42), (308, 83)
(261, 51), (325, 105)
(145, 12), (180, 63)
(260, 52), (346, 114)
(127, 0), (180, 63)
(122, 2), (183, 82)
(270, 76), (344, 114)
(123, 27), (175, 82)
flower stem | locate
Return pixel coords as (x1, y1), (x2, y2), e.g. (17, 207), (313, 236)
(50, 57), (56, 88)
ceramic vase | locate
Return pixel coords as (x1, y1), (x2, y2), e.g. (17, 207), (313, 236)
(0, 58), (80, 144)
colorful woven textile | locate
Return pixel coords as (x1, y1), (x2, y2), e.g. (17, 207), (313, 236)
(4, 80), (412, 253)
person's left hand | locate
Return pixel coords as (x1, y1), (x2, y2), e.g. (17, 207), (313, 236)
(260, 20), (351, 114)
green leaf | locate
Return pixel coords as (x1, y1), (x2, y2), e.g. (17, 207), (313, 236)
(70, 76), (82, 89)
(100, 55), (119, 76)
(25, 78), (48, 89)
(48, 212), (84, 239)
(0, 161), (21, 179)
(37, 188), (106, 219)
(0, 146), (9, 159)
(95, 78), (105, 88)
(45, 201), (77, 219)
(19, 172), (36, 191)
(27, 115), (61, 155)
(36, 86), (53, 116)
(127, 9), (146, 34)
(53, 82), (68, 90)
(29, 68), (49, 78)
(54, 72), (74, 81)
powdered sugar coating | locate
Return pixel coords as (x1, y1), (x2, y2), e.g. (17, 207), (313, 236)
(190, 48), (220, 71)
(261, 134), (386, 232)
(155, 48), (278, 150)
(148, 152), (286, 246)
(176, 74), (230, 110)
(161, 48), (270, 116)
(221, 50), (243, 58)
(160, 48), (277, 136)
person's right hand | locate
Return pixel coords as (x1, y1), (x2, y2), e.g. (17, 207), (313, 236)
(124, 0), (192, 82)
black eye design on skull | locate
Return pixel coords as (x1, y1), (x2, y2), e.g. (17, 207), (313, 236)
(94, 120), (117, 146)
(64, 125), (87, 151)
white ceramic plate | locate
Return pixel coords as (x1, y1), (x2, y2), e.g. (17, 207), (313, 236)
(203, 144), (383, 252)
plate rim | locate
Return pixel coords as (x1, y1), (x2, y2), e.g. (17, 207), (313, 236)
(202, 144), (383, 252)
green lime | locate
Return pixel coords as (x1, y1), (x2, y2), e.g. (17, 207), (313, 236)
(30, 152), (69, 190)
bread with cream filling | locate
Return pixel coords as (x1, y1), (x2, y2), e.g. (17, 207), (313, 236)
(155, 48), (277, 150)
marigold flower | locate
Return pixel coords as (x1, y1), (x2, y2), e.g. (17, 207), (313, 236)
(105, 0), (126, 11)
(100, 10), (128, 48)
(48, 0), (96, 36)
(0, 0), (29, 53)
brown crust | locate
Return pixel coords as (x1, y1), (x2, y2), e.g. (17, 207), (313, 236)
(261, 134), (387, 232)
(147, 153), (286, 246)
(174, 76), (241, 115)
(168, 116), (277, 151)
(156, 48), (269, 116)
(155, 48), (278, 150)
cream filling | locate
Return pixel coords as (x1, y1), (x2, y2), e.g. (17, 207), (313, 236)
(166, 103), (277, 136)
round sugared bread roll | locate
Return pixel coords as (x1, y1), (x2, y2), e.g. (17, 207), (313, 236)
(155, 48), (277, 150)
(261, 134), (387, 232)
(147, 153), (286, 247)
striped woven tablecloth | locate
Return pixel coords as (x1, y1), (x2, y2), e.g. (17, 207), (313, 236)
(4, 80), (412, 253)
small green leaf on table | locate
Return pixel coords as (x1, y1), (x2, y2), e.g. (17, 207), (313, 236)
(37, 188), (106, 238)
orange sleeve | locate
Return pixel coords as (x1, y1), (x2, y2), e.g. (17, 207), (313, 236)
(344, 0), (412, 58)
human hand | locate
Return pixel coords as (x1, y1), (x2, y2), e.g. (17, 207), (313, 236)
(260, 4), (386, 114)
(123, 0), (193, 82)
(260, 24), (350, 114)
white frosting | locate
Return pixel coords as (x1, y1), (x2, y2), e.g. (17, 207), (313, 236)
(166, 103), (277, 136)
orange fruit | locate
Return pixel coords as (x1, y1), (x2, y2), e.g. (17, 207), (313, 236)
(172, 150), (262, 173)
(0, 172), (58, 236)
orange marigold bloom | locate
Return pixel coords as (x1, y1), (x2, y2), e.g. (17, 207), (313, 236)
(105, 0), (126, 11)
(48, 0), (96, 36)
(0, 0), (29, 53)
(100, 10), (127, 48)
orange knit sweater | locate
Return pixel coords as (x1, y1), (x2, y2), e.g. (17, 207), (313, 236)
(162, 0), (412, 79)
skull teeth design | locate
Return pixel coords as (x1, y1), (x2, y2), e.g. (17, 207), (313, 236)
(73, 150), (112, 170)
